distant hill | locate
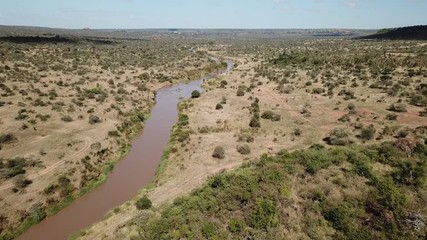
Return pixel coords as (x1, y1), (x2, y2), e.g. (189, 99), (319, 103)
(359, 25), (427, 40)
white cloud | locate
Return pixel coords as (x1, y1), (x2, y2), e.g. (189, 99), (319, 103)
(344, 0), (358, 8)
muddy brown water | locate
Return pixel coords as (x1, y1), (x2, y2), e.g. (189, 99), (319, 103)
(18, 61), (233, 240)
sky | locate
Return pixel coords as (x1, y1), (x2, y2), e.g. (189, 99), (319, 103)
(0, 0), (426, 29)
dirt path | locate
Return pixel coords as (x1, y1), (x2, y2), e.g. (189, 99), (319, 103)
(0, 134), (91, 191)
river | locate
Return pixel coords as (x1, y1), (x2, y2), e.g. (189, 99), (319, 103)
(17, 60), (233, 240)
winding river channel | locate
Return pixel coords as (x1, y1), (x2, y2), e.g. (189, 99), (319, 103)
(18, 60), (234, 240)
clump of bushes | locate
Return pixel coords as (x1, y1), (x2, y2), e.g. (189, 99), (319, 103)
(249, 99), (261, 128)
(0, 157), (37, 180)
(212, 146), (225, 159)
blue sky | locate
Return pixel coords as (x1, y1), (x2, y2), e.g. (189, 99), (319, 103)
(0, 0), (426, 29)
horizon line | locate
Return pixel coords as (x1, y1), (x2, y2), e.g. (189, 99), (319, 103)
(0, 23), (398, 31)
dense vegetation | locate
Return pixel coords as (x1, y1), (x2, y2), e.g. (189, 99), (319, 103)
(359, 25), (427, 40)
(131, 142), (427, 239)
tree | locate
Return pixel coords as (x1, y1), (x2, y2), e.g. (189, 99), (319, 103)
(136, 196), (152, 210)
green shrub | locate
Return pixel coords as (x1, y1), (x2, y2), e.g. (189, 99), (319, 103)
(135, 196), (152, 210)
(201, 222), (216, 238)
(249, 198), (279, 229)
(373, 177), (406, 211)
(324, 203), (355, 232)
(228, 218), (245, 233)
(191, 90), (201, 98)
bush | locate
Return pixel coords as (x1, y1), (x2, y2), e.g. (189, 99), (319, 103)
(228, 218), (245, 233)
(236, 88), (245, 96)
(60, 115), (73, 122)
(191, 90), (200, 98)
(293, 128), (302, 136)
(324, 203), (355, 232)
(108, 130), (119, 137)
(359, 126), (376, 141)
(326, 128), (354, 146)
(312, 88), (325, 94)
(201, 222), (216, 238)
(135, 196), (152, 210)
(215, 103), (223, 110)
(88, 115), (102, 124)
(389, 103), (407, 112)
(261, 111), (281, 121)
(373, 177), (406, 211)
(249, 117), (261, 128)
(237, 144), (251, 155)
(220, 80), (228, 88)
(386, 113), (397, 120)
(338, 114), (351, 122)
(14, 174), (32, 188)
(0, 133), (16, 144)
(249, 198), (279, 229)
(212, 146), (225, 159)
(238, 133), (254, 143)
(347, 103), (356, 111)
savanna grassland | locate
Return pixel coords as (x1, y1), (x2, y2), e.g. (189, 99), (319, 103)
(0, 34), (226, 239)
(79, 38), (427, 239)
